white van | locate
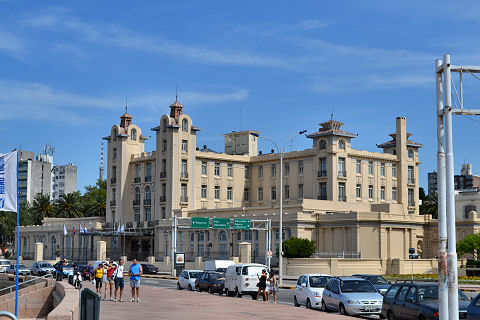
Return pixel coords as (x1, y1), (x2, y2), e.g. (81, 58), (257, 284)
(0, 259), (11, 273)
(204, 260), (234, 273)
(224, 263), (269, 298)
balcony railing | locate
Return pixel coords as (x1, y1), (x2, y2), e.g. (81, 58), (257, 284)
(144, 199), (151, 206)
(145, 176), (152, 182)
(408, 178), (416, 184)
(133, 200), (140, 206)
(180, 196), (188, 203)
(338, 171), (347, 177)
(126, 222), (133, 228)
(160, 172), (167, 178)
(159, 196), (166, 202)
(317, 195), (327, 200)
(338, 196), (347, 202)
(181, 172), (189, 179)
(110, 200), (116, 206)
(318, 170), (327, 177)
(134, 177), (141, 183)
(408, 201), (416, 207)
(110, 178), (116, 184)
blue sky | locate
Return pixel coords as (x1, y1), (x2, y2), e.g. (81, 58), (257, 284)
(1, 1), (480, 192)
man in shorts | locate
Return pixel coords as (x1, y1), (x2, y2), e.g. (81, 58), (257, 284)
(129, 258), (143, 302)
(114, 259), (125, 302)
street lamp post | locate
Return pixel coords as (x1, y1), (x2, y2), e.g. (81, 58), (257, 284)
(259, 129), (306, 286)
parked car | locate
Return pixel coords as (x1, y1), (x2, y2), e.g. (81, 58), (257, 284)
(321, 276), (384, 316)
(294, 273), (333, 309)
(177, 270), (203, 291)
(468, 293), (480, 320)
(195, 271), (225, 294)
(224, 263), (269, 298)
(353, 274), (391, 295)
(53, 261), (75, 278)
(6, 264), (31, 276)
(74, 264), (94, 281)
(0, 259), (11, 273)
(141, 264), (158, 274)
(31, 262), (56, 276)
(382, 281), (469, 320)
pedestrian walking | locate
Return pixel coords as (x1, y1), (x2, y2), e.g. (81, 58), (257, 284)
(114, 259), (125, 302)
(94, 264), (104, 294)
(102, 262), (108, 301)
(267, 271), (278, 303)
(105, 261), (117, 301)
(129, 258), (143, 302)
(256, 269), (268, 301)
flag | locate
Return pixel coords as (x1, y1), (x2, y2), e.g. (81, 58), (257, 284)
(79, 226), (84, 234)
(116, 223), (120, 235)
(120, 224), (125, 233)
(84, 224), (88, 234)
(0, 151), (18, 212)
(63, 224), (67, 236)
(73, 226), (75, 235)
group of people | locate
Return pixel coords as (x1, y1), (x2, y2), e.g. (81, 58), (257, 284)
(256, 270), (278, 303)
(93, 258), (143, 303)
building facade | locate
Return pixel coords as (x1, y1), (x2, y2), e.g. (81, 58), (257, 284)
(18, 150), (52, 203)
(52, 163), (78, 201)
(428, 163), (480, 195)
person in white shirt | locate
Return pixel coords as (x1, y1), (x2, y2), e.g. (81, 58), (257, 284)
(114, 259), (125, 302)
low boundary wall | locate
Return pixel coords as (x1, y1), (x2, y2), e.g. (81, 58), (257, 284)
(46, 282), (79, 320)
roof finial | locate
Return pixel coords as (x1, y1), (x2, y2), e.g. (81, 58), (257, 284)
(175, 85), (178, 102)
(330, 112), (334, 120)
(125, 96), (128, 113)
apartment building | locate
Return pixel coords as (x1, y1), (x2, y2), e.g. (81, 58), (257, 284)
(52, 163), (78, 201)
(17, 150), (52, 203)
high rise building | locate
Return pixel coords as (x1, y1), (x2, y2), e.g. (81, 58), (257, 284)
(427, 163), (480, 194)
(52, 163), (78, 201)
(17, 150), (52, 203)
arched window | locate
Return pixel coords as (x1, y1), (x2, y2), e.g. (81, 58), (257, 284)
(219, 231), (227, 242)
(408, 149), (414, 158)
(182, 119), (188, 132)
(338, 140), (346, 149)
(113, 128), (117, 141)
(131, 129), (137, 141)
(134, 187), (140, 203)
(162, 118), (168, 132)
(319, 140), (327, 150)
(145, 186), (151, 201)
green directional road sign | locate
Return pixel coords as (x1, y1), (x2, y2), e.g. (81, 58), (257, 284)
(233, 218), (251, 230)
(212, 218), (231, 229)
(191, 217), (210, 228)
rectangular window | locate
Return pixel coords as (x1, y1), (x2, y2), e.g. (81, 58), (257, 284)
(162, 183), (166, 197)
(181, 140), (188, 152)
(381, 162), (385, 176)
(392, 187), (397, 201)
(201, 162), (207, 175)
(338, 182), (346, 201)
(113, 148), (117, 160)
(356, 160), (361, 174)
(214, 163), (220, 176)
(368, 185), (374, 199)
(298, 160), (304, 174)
(392, 164), (397, 178)
(162, 140), (167, 152)
(258, 165), (263, 178)
(271, 186), (276, 200)
(285, 185), (290, 199)
(136, 164), (141, 178)
(181, 160), (187, 177)
(145, 207), (151, 222)
(201, 185), (207, 199)
(320, 182), (327, 200)
(214, 186), (220, 199)
(285, 162), (290, 176)
(320, 158), (327, 176)
(161, 207), (166, 219)
(112, 166), (116, 179)
(146, 163), (152, 179)
(244, 230), (252, 241)
(227, 187), (233, 200)
(227, 164), (233, 177)
(368, 161), (373, 175)
(162, 159), (167, 174)
(271, 164), (276, 177)
(408, 166), (414, 183)
(356, 184), (361, 198)
(244, 188), (250, 201)
(134, 209), (140, 223)
(380, 186), (385, 200)
(338, 157), (345, 177)
(181, 183), (187, 201)
(298, 184), (304, 199)
(245, 166), (250, 179)
(258, 187), (263, 201)
(408, 189), (414, 206)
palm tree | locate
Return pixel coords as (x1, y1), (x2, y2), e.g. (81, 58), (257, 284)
(420, 192), (438, 219)
(54, 193), (83, 218)
(31, 193), (54, 224)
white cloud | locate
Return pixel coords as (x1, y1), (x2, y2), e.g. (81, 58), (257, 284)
(0, 28), (24, 56)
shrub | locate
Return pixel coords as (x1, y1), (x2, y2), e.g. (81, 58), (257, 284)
(283, 237), (315, 258)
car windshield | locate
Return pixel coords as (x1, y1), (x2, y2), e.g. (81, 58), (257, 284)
(39, 263), (52, 268)
(309, 276), (331, 288)
(17, 264), (26, 269)
(341, 280), (377, 293)
(418, 286), (469, 302)
(242, 266), (265, 276)
(364, 276), (389, 285)
(190, 272), (202, 278)
(209, 273), (222, 280)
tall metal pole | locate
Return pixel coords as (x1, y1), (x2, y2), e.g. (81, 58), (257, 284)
(443, 54), (459, 320)
(436, 58), (448, 320)
(279, 153), (283, 286)
(171, 216), (177, 276)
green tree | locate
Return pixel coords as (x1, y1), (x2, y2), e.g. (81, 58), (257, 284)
(19, 201), (33, 226)
(81, 179), (107, 217)
(54, 192), (83, 218)
(420, 192), (438, 219)
(457, 233), (480, 259)
(0, 211), (15, 244)
(31, 193), (54, 224)
(419, 187), (427, 202)
(283, 237), (316, 258)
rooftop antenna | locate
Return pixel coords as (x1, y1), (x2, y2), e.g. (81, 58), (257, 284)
(99, 142), (104, 181)
(175, 85), (178, 102)
(331, 106), (335, 120)
(240, 106), (242, 131)
(125, 96), (128, 113)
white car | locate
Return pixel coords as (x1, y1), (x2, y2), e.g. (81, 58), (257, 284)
(224, 263), (268, 299)
(294, 273), (332, 309)
(0, 259), (11, 273)
(177, 270), (203, 291)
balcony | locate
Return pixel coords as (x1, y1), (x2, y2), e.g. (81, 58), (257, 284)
(126, 222), (133, 228)
(181, 172), (189, 179)
(338, 171), (347, 177)
(110, 200), (116, 206)
(144, 199), (151, 206)
(180, 196), (188, 203)
(408, 201), (416, 207)
(148, 220), (159, 227)
(145, 176), (152, 182)
(338, 196), (347, 202)
(318, 170), (327, 177)
(110, 178), (116, 184)
(134, 177), (141, 183)
(137, 221), (144, 228)
(408, 178), (416, 185)
(159, 196), (166, 202)
(160, 172), (167, 178)
(133, 200), (140, 206)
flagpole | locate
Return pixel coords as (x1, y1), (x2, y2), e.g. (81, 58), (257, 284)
(15, 151), (19, 317)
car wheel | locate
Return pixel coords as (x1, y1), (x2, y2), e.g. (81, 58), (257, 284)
(209, 287), (214, 294)
(387, 311), (395, 320)
(294, 296), (300, 307)
(197, 286), (202, 292)
(339, 304), (347, 315)
(177, 283), (182, 290)
(235, 288), (242, 298)
(188, 284), (193, 291)
(251, 294), (257, 300)
(321, 300), (329, 312)
(306, 299), (312, 309)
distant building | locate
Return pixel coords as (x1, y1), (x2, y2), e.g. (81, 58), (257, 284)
(17, 150), (52, 203)
(52, 164), (78, 201)
(427, 163), (480, 194)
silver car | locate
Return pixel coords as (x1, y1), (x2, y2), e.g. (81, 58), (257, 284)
(0, 259), (11, 273)
(6, 264), (31, 276)
(31, 262), (56, 276)
(321, 277), (384, 316)
(177, 270), (203, 291)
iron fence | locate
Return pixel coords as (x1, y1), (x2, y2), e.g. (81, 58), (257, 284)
(312, 251), (362, 259)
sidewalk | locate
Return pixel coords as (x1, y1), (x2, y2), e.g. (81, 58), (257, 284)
(86, 282), (349, 320)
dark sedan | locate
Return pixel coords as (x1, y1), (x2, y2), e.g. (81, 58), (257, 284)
(468, 293), (480, 320)
(74, 265), (94, 280)
(141, 264), (159, 274)
(353, 274), (391, 295)
(195, 271), (225, 295)
(382, 282), (469, 320)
